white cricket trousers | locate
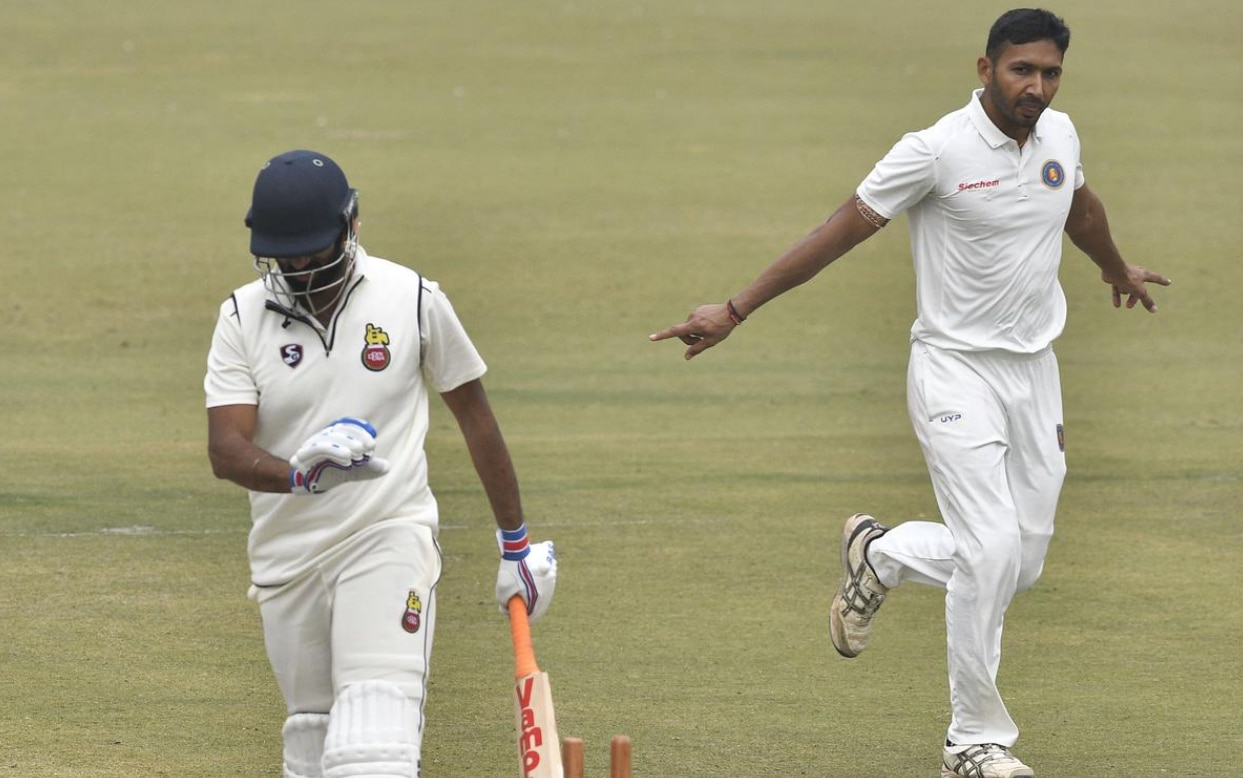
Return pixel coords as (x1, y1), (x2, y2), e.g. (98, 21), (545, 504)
(868, 342), (1066, 748)
(250, 519), (442, 734)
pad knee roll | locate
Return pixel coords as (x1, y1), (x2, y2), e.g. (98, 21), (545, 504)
(283, 713), (330, 778)
(322, 680), (421, 778)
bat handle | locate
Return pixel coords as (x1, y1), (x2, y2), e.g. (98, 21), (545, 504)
(508, 595), (540, 679)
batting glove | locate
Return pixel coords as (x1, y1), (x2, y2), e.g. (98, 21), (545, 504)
(495, 524), (557, 623)
(289, 417), (391, 495)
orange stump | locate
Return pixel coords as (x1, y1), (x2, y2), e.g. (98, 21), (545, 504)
(560, 735), (631, 777)
(562, 737), (585, 777)
(610, 735), (631, 778)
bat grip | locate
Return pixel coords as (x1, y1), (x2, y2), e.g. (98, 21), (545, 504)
(507, 595), (540, 679)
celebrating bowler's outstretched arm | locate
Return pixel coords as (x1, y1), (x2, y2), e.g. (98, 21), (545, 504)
(648, 194), (881, 360)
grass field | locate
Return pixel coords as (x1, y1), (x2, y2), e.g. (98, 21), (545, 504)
(2, 1), (1240, 775)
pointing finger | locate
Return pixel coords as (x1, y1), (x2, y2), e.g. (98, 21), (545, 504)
(649, 325), (687, 343)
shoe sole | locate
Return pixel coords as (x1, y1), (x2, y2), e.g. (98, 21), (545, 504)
(941, 754), (1035, 778)
(829, 513), (876, 658)
(828, 600), (857, 657)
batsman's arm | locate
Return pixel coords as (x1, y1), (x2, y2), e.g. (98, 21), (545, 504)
(439, 378), (524, 532)
(649, 193), (883, 360)
(207, 404), (296, 492)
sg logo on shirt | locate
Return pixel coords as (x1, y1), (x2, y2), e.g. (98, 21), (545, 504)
(280, 344), (303, 368)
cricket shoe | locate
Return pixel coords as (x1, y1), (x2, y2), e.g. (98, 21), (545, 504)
(941, 743), (1034, 778)
(829, 513), (889, 658)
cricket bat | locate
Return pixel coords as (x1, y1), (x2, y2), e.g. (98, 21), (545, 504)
(508, 595), (564, 778)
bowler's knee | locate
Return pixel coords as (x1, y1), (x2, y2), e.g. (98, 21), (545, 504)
(1015, 534), (1053, 592)
(959, 531), (1023, 580)
(1015, 560), (1045, 592)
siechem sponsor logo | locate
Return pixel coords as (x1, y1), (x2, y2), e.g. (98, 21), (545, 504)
(957, 178), (1000, 191)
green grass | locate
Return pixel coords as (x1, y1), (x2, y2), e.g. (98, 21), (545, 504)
(2, 0), (1241, 775)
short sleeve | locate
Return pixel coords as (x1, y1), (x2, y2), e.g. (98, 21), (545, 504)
(420, 283), (488, 394)
(855, 131), (937, 220)
(204, 297), (259, 408)
(1072, 142), (1085, 190)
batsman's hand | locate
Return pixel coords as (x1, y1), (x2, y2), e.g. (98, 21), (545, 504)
(495, 525), (557, 623)
(289, 417), (391, 495)
(649, 302), (737, 360)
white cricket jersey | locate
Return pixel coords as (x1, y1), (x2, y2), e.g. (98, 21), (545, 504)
(857, 88), (1084, 354)
(204, 248), (487, 586)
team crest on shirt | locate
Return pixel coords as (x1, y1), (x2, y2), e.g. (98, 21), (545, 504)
(361, 323), (391, 372)
(1041, 160), (1066, 189)
(280, 344), (303, 368)
(401, 590), (423, 634)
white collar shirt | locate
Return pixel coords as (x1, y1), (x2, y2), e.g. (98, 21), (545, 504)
(204, 247), (487, 585)
(857, 88), (1084, 353)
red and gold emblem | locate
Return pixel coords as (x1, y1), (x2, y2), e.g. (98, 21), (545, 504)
(362, 323), (391, 371)
(401, 590), (423, 634)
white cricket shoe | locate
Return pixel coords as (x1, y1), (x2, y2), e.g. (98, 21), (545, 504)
(829, 513), (889, 658)
(941, 743), (1035, 777)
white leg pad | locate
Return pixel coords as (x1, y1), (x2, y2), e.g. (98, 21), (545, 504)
(322, 680), (421, 778)
(283, 713), (329, 778)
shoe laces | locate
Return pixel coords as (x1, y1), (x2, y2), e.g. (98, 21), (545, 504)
(841, 555), (885, 620)
(950, 743), (1023, 771)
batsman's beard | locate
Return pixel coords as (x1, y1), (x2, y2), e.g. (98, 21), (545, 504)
(256, 232), (358, 318)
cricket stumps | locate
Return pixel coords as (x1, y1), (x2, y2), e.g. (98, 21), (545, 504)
(561, 735), (631, 778)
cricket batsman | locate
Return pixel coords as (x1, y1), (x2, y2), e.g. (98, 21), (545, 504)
(204, 149), (557, 777)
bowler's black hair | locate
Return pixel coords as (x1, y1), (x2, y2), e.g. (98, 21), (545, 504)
(986, 8), (1070, 61)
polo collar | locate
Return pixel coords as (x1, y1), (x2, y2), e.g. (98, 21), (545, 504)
(263, 245), (370, 340)
(968, 88), (1046, 148)
(968, 89), (1012, 149)
(351, 245), (372, 279)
